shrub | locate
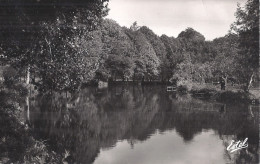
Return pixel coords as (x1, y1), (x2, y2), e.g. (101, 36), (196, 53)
(174, 78), (194, 91)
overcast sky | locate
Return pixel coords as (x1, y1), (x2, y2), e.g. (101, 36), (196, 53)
(106, 0), (247, 40)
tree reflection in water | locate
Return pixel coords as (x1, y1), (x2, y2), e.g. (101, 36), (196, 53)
(29, 86), (259, 164)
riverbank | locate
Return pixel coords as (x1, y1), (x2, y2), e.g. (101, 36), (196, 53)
(186, 84), (259, 104)
(83, 80), (259, 104)
(0, 81), (62, 163)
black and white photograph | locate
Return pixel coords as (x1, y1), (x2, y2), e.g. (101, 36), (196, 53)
(0, 0), (259, 163)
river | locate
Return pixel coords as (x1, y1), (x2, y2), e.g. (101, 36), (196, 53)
(28, 86), (259, 164)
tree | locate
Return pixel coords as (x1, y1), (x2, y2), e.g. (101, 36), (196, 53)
(231, 0), (259, 91)
(160, 35), (183, 81)
(83, 30), (104, 81)
(130, 21), (140, 31)
(97, 19), (135, 81)
(0, 0), (109, 91)
(139, 26), (167, 59)
(178, 27), (205, 42)
(105, 55), (134, 81)
(139, 26), (167, 81)
(124, 25), (160, 81)
(35, 14), (104, 91)
(211, 34), (239, 86)
(171, 52), (213, 89)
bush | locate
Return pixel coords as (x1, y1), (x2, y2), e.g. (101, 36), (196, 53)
(176, 79), (193, 91)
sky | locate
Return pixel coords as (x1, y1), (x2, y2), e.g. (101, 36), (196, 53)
(106, 0), (247, 40)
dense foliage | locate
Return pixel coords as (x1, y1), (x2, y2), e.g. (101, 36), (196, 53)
(89, 18), (257, 89)
(0, 0), (258, 91)
(231, 0), (259, 90)
(0, 0), (109, 91)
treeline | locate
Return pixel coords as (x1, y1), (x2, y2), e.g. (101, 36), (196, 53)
(0, 0), (258, 92)
(79, 7), (258, 92)
(92, 20), (239, 85)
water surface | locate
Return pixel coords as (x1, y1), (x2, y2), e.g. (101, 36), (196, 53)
(29, 86), (259, 164)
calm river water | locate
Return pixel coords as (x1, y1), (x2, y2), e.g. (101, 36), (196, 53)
(28, 86), (259, 164)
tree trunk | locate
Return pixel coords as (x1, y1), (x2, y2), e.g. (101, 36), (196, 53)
(245, 73), (254, 92)
(224, 75), (228, 90)
(26, 96), (30, 124)
(220, 75), (227, 90)
(26, 65), (30, 85)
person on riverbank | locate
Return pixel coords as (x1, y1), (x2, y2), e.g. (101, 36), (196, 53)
(220, 77), (226, 90)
